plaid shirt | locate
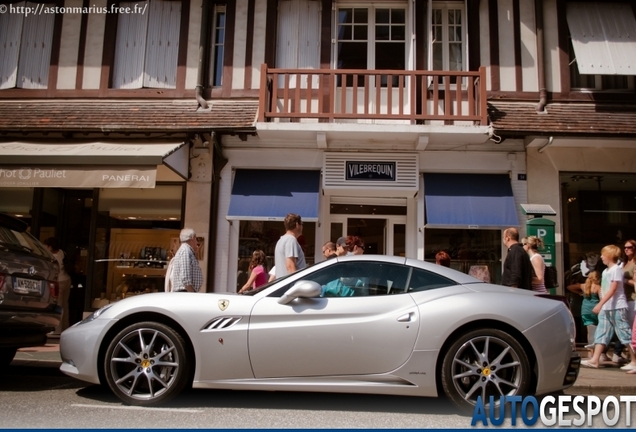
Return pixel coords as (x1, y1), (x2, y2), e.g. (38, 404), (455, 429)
(171, 243), (203, 292)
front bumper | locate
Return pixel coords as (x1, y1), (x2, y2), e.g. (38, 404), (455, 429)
(59, 317), (115, 385)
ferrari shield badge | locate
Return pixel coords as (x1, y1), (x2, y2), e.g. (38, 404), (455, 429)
(218, 299), (229, 311)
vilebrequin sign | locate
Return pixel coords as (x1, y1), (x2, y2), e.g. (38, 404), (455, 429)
(0, 166), (156, 188)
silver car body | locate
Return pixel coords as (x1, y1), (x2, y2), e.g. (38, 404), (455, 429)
(60, 255), (578, 406)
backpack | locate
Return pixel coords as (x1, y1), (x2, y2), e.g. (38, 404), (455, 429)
(544, 265), (558, 288)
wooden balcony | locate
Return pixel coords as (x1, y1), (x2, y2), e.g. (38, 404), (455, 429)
(258, 64), (488, 125)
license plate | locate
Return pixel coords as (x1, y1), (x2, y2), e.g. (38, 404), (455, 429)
(14, 277), (42, 295)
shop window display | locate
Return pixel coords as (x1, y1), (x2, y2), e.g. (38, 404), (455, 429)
(91, 185), (184, 306)
(0, 188), (34, 223)
(237, 220), (315, 291)
(561, 172), (636, 343)
(424, 228), (502, 285)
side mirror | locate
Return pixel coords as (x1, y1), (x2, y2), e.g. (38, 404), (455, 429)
(278, 280), (322, 305)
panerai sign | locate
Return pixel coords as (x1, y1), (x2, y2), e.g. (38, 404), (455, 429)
(0, 166), (156, 188)
(346, 161), (396, 181)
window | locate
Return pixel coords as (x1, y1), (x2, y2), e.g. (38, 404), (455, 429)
(408, 268), (455, 292)
(566, 1), (636, 91)
(431, 2), (464, 72)
(92, 184), (184, 303)
(284, 261), (412, 297)
(429, 1), (465, 85)
(0, 1), (55, 90)
(568, 37), (634, 91)
(335, 5), (406, 86)
(209, 5), (226, 87)
(424, 228), (502, 285)
(111, 0), (182, 89)
(236, 220), (316, 291)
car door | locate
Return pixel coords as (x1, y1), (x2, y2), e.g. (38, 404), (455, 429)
(248, 261), (419, 378)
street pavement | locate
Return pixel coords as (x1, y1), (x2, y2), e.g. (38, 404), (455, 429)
(12, 341), (636, 395)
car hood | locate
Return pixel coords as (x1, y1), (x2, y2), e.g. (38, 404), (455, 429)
(92, 291), (254, 322)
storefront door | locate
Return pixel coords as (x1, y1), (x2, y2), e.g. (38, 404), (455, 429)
(329, 215), (406, 256)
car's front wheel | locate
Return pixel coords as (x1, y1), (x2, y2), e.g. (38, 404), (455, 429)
(104, 321), (191, 406)
(441, 328), (531, 414)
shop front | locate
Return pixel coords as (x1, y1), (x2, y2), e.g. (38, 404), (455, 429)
(0, 140), (192, 322)
(213, 148), (527, 293)
(526, 143), (636, 341)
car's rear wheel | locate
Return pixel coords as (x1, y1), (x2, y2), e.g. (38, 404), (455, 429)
(0, 348), (17, 366)
(441, 328), (531, 414)
(104, 321), (191, 406)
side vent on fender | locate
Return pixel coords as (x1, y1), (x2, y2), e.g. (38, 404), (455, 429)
(204, 316), (242, 330)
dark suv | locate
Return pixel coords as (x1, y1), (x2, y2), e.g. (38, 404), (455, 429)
(0, 213), (61, 365)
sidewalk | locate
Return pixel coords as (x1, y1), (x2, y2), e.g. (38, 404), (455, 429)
(12, 341), (636, 394)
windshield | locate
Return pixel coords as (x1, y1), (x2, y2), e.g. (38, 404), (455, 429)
(0, 226), (52, 258)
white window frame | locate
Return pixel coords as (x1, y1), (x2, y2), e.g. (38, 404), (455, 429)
(428, 1), (466, 72)
(112, 0), (182, 89)
(332, 2), (409, 72)
(209, 4), (226, 87)
(0, 1), (55, 90)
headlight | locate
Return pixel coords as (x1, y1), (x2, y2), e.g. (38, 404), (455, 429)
(78, 303), (115, 325)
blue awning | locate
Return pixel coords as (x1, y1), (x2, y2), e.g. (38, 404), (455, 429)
(227, 169), (321, 221)
(424, 174), (519, 229)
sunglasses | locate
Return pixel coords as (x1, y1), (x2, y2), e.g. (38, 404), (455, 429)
(625, 246), (634, 250)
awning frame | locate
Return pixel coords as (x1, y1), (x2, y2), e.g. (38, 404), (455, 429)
(423, 173), (520, 230)
(0, 140), (189, 180)
(226, 169), (321, 222)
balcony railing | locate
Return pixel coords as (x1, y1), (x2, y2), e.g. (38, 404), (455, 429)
(258, 64), (487, 125)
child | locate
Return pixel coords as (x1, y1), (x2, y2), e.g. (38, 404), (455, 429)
(581, 245), (636, 372)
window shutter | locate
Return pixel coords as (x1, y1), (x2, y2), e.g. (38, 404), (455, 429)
(16, 2), (55, 89)
(298, 0), (321, 88)
(112, 1), (149, 89)
(144, 0), (181, 88)
(276, 0), (300, 70)
(0, 2), (25, 89)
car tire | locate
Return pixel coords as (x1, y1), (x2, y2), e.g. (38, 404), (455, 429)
(0, 348), (17, 366)
(440, 328), (531, 414)
(104, 321), (191, 406)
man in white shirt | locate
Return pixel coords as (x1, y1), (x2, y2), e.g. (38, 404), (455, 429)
(274, 213), (306, 279)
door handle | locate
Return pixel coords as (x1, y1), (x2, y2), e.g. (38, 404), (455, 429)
(397, 312), (414, 322)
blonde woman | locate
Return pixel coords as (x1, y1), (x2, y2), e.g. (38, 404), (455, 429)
(568, 271), (601, 357)
(522, 236), (547, 294)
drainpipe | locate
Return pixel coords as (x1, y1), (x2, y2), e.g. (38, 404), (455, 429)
(538, 136), (554, 153)
(196, 0), (210, 110)
(535, 0), (547, 113)
(206, 135), (228, 292)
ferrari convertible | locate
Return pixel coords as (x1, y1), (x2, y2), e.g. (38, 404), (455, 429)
(60, 255), (580, 413)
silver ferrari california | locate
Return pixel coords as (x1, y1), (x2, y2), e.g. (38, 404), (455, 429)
(60, 255), (580, 413)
